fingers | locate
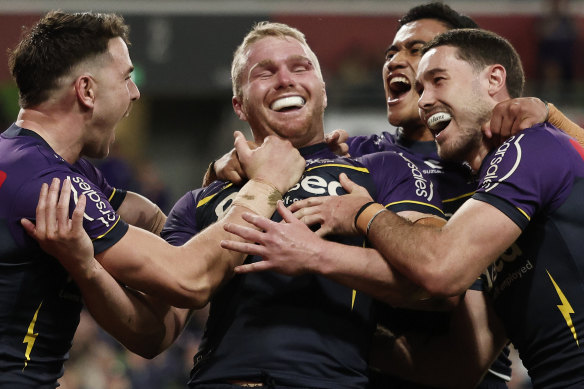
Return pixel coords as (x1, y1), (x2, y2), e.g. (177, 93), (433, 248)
(288, 197), (323, 213)
(339, 173), (369, 196)
(325, 130), (340, 144)
(223, 219), (266, 242)
(71, 194), (87, 234)
(276, 201), (297, 224)
(233, 261), (272, 274)
(233, 131), (251, 161)
(220, 239), (265, 257)
(57, 177), (72, 230)
(33, 182), (50, 237)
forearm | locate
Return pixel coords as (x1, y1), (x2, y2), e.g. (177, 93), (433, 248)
(310, 240), (426, 306)
(371, 291), (508, 388)
(101, 179), (282, 309)
(548, 103), (584, 148)
(117, 191), (167, 235)
(68, 257), (188, 358)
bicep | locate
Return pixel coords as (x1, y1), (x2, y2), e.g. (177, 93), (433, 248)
(441, 199), (522, 287)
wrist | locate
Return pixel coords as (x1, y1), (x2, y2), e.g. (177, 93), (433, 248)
(230, 178), (283, 217)
(355, 202), (388, 236)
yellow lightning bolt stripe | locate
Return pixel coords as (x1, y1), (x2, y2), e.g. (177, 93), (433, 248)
(547, 270), (579, 346)
(351, 290), (356, 310)
(22, 301), (43, 370)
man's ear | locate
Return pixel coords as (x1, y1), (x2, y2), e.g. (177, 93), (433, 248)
(232, 95), (247, 121)
(75, 74), (95, 109)
(487, 64), (507, 97)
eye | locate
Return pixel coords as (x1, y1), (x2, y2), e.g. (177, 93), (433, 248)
(292, 64), (308, 73)
(433, 76), (445, 85)
(385, 51), (396, 61)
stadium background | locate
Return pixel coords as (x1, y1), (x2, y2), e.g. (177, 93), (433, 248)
(1, 1), (582, 387)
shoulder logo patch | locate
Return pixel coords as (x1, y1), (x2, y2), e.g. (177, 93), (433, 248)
(569, 139), (584, 161)
(0, 170), (6, 189)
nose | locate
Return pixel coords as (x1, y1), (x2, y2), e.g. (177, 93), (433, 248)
(417, 86), (433, 111)
(275, 66), (295, 88)
(129, 79), (140, 101)
(385, 50), (407, 72)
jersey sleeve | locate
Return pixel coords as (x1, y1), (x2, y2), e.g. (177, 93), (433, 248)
(472, 125), (574, 230)
(16, 170), (128, 255)
(76, 158), (127, 210)
(347, 132), (396, 158)
(359, 151), (444, 218)
(161, 189), (202, 246)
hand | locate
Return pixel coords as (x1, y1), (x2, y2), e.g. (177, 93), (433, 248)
(21, 177), (94, 277)
(483, 97), (547, 146)
(234, 131), (305, 194)
(325, 129), (350, 157)
(288, 173), (373, 236)
(221, 201), (322, 275)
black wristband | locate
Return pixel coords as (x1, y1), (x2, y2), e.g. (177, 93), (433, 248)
(354, 201), (376, 229)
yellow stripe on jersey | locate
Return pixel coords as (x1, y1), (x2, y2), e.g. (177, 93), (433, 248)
(92, 215), (122, 241)
(108, 188), (117, 202)
(516, 207), (531, 221)
(306, 164), (369, 174)
(442, 191), (475, 204)
(386, 200), (445, 216)
(22, 301), (43, 370)
(197, 183), (234, 208)
(547, 270), (579, 346)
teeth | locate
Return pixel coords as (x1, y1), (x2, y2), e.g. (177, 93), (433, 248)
(271, 96), (305, 111)
(427, 112), (452, 131)
(390, 76), (410, 86)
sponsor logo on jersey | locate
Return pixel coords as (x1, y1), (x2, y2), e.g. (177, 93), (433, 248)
(397, 153), (434, 201)
(69, 175), (117, 228)
(484, 242), (534, 298)
(284, 174), (344, 204)
(481, 134), (523, 193)
(0, 170), (6, 189)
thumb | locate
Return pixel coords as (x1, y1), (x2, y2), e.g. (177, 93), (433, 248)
(234, 131), (251, 160)
(482, 121), (493, 139)
(339, 173), (357, 193)
(20, 218), (36, 237)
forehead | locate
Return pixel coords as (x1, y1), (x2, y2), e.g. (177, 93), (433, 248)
(418, 45), (468, 78)
(245, 36), (310, 69)
(107, 37), (133, 67)
(393, 19), (449, 47)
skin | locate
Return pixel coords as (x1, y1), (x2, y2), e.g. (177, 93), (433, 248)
(233, 36), (327, 149)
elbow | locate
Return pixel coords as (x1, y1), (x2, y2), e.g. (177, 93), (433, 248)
(412, 257), (468, 298)
(171, 276), (214, 309)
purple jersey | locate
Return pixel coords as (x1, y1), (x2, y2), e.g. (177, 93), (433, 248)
(162, 143), (442, 389)
(474, 123), (584, 388)
(0, 125), (128, 387)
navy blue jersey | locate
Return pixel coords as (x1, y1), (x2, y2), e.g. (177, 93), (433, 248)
(348, 131), (511, 387)
(348, 131), (476, 217)
(0, 125), (128, 387)
(162, 143), (443, 389)
(475, 124), (584, 388)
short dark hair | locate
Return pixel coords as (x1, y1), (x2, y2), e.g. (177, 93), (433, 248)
(8, 11), (130, 107)
(423, 28), (525, 98)
(399, 2), (479, 30)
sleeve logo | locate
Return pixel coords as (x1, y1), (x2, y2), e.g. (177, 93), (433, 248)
(0, 170), (6, 189)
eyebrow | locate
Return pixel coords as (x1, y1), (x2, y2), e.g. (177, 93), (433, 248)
(385, 39), (428, 56)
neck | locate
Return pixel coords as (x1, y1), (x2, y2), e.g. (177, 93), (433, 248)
(16, 108), (84, 164)
(466, 138), (492, 172)
(400, 122), (434, 142)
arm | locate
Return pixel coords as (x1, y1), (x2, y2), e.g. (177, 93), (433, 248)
(486, 97), (584, 148)
(21, 179), (190, 358)
(370, 290), (508, 388)
(547, 102), (584, 147)
(222, 201), (438, 307)
(99, 132), (305, 309)
(117, 191), (166, 235)
(364, 198), (521, 297)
